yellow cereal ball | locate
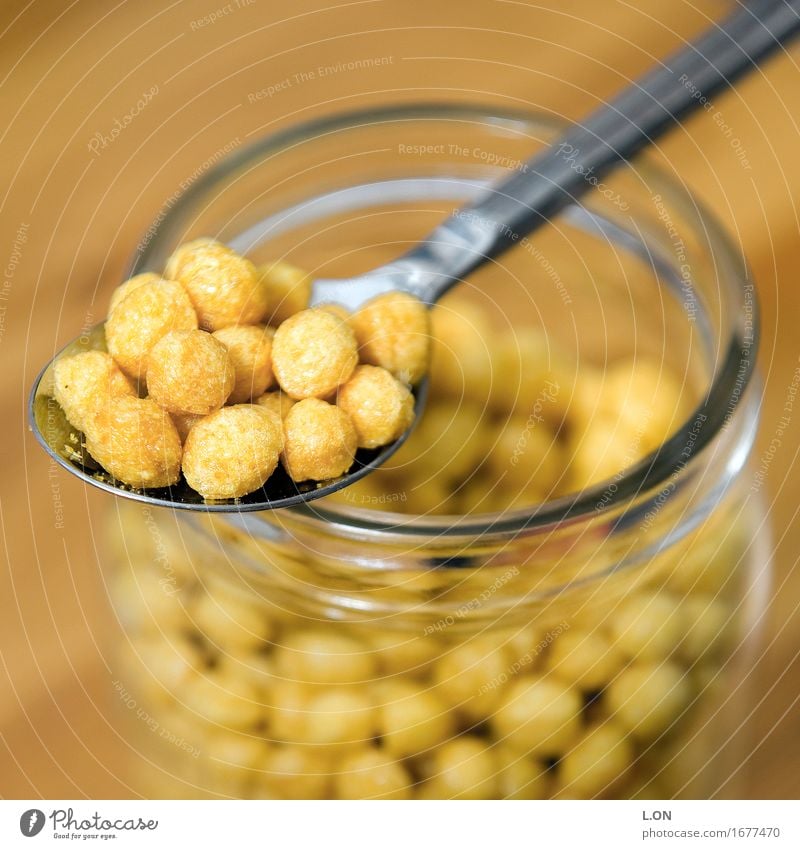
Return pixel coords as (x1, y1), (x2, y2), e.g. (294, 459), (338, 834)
(281, 398), (357, 482)
(495, 745), (548, 800)
(171, 411), (204, 443)
(557, 721), (633, 798)
(548, 628), (625, 692)
(272, 309), (358, 400)
(430, 301), (495, 404)
(268, 682), (313, 743)
(433, 638), (511, 722)
(136, 633), (203, 705)
(608, 591), (683, 661)
(606, 661), (691, 739)
(258, 745), (332, 800)
(182, 405), (282, 499)
(105, 278), (198, 380)
(303, 688), (376, 747)
(336, 365), (415, 449)
(273, 630), (375, 685)
(254, 390), (294, 422)
(213, 325), (276, 404)
(387, 400), (487, 483)
(335, 748), (413, 800)
(147, 330), (235, 415)
(108, 272), (162, 315)
(485, 416), (563, 496)
(368, 630), (443, 676)
(54, 350), (136, 432)
(568, 415), (636, 489)
(425, 737), (498, 800)
(257, 260), (312, 326)
(181, 671), (264, 729)
(491, 676), (582, 757)
(493, 330), (573, 423)
(601, 358), (687, 453)
(191, 588), (273, 653)
(163, 237), (216, 281)
(350, 291), (430, 384)
(84, 396), (182, 488)
(377, 680), (456, 759)
(679, 596), (730, 662)
(171, 239), (268, 330)
(202, 732), (269, 791)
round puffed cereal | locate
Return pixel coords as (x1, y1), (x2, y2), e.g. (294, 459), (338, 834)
(282, 398), (357, 482)
(258, 745), (332, 800)
(335, 748), (413, 800)
(257, 260), (312, 326)
(424, 737), (498, 800)
(556, 721), (633, 799)
(606, 660), (691, 739)
(430, 301), (495, 404)
(271, 309), (358, 400)
(147, 330), (235, 415)
(213, 325), (276, 403)
(302, 688), (376, 747)
(170, 411), (204, 443)
(548, 628), (625, 692)
(255, 390), (294, 423)
(181, 671), (264, 729)
(607, 591), (683, 661)
(377, 679), (456, 759)
(105, 279), (198, 380)
(273, 630), (375, 685)
(350, 291), (430, 384)
(491, 675), (582, 757)
(486, 416), (563, 496)
(182, 405), (283, 499)
(108, 272), (162, 316)
(54, 350), (136, 432)
(201, 732), (269, 791)
(84, 396), (182, 488)
(495, 745), (548, 800)
(191, 588), (273, 653)
(432, 637), (511, 722)
(163, 237), (216, 281)
(337, 365), (415, 449)
(171, 239), (268, 330)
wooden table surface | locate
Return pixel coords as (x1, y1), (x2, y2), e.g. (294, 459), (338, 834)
(2, 0), (800, 798)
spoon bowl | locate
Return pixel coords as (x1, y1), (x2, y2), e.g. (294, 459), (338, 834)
(29, 322), (427, 511)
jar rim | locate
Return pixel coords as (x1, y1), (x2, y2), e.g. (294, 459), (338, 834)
(134, 101), (759, 541)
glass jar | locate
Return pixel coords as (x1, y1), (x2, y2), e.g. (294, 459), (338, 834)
(106, 104), (764, 800)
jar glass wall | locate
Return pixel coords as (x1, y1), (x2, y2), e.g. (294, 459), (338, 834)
(107, 105), (764, 799)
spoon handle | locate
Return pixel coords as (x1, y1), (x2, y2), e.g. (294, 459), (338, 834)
(402, 0), (800, 304)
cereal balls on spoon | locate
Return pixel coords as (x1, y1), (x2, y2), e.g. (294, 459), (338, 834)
(51, 238), (427, 500)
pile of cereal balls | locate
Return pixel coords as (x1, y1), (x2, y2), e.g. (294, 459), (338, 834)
(53, 239), (428, 500)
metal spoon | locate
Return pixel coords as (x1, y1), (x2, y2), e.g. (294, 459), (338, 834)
(29, 0), (800, 512)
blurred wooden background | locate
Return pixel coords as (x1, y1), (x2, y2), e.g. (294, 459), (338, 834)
(2, 0), (800, 797)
